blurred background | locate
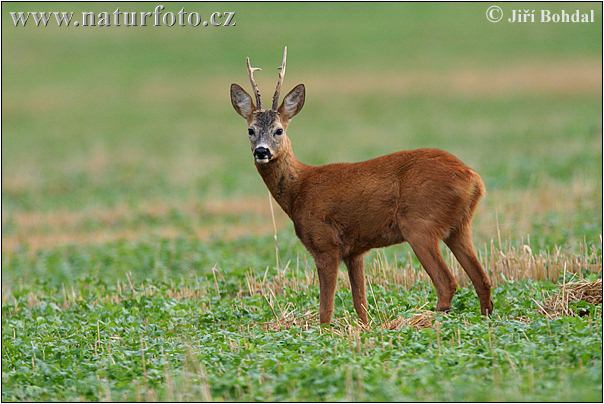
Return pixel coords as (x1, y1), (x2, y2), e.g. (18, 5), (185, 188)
(2, 3), (602, 402)
(2, 2), (602, 253)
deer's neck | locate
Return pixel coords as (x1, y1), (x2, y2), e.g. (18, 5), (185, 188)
(255, 142), (306, 217)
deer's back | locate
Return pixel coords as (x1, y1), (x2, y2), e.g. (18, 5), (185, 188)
(291, 148), (484, 256)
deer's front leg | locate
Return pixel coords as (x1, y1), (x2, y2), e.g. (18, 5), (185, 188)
(344, 254), (368, 325)
(314, 251), (340, 324)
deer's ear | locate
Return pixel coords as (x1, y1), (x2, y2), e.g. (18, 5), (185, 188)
(278, 84), (305, 121)
(230, 84), (255, 120)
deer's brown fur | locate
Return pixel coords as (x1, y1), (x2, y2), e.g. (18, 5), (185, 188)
(230, 49), (493, 325)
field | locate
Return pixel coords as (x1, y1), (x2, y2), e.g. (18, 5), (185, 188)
(2, 2), (603, 401)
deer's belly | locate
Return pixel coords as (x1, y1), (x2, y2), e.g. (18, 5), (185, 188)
(293, 180), (405, 254)
(342, 216), (404, 254)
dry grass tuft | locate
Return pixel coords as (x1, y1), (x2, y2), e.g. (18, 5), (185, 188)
(262, 309), (318, 331)
(535, 278), (602, 319)
(565, 279), (603, 305)
(512, 316), (533, 324)
(382, 311), (439, 331)
(242, 267), (308, 297)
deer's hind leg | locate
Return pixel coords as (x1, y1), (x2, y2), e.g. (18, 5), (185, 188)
(445, 224), (493, 315)
(406, 233), (458, 312)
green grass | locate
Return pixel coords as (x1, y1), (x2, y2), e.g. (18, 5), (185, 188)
(3, 235), (603, 401)
(2, 2), (602, 402)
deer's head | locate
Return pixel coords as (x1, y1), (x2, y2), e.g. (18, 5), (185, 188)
(230, 47), (305, 164)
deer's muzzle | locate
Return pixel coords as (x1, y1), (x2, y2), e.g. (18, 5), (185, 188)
(253, 147), (272, 163)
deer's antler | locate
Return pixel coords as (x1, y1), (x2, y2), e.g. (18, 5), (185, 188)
(272, 46), (287, 111)
(246, 57), (262, 110)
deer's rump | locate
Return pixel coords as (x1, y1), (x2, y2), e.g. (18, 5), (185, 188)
(291, 148), (484, 256)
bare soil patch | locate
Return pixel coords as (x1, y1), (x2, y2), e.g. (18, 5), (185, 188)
(2, 196), (288, 253)
(323, 60), (602, 97)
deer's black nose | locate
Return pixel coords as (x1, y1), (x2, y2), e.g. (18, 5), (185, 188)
(254, 147), (272, 160)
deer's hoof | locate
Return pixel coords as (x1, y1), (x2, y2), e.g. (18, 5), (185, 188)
(481, 300), (494, 316)
(436, 305), (451, 313)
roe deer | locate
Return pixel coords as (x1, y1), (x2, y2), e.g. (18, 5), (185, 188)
(229, 47), (493, 325)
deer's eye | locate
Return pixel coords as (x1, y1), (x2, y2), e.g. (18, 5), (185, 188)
(274, 128), (284, 136)
(248, 128), (255, 136)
